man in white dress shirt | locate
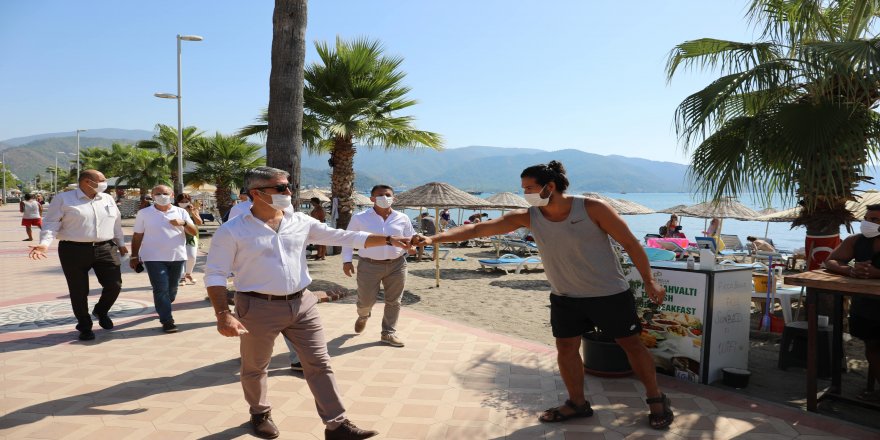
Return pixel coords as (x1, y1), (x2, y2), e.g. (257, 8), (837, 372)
(205, 167), (409, 440)
(226, 187), (252, 222)
(29, 170), (129, 341)
(130, 185), (198, 333)
(343, 185), (414, 347)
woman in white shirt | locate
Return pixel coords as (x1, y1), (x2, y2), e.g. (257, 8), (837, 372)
(19, 193), (43, 241)
(130, 185), (198, 333)
(175, 193), (203, 285)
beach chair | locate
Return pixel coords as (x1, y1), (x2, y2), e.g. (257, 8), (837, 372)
(695, 236), (718, 253)
(423, 245), (450, 260)
(644, 233), (663, 244)
(478, 254), (543, 274)
(644, 247), (676, 262)
(501, 238), (539, 255)
(719, 234), (746, 251)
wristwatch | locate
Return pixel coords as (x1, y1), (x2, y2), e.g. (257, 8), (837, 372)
(385, 235), (392, 245)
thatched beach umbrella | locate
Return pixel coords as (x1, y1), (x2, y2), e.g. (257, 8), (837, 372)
(394, 182), (494, 287)
(659, 204), (689, 215)
(485, 191), (530, 210)
(583, 193), (655, 215)
(851, 190), (880, 219)
(678, 197), (761, 238)
(351, 192), (373, 206)
(300, 188), (330, 203)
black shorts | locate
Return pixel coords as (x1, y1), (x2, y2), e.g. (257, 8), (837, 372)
(849, 315), (880, 341)
(549, 289), (642, 339)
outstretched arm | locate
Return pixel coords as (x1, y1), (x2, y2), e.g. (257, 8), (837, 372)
(587, 199), (667, 305)
(413, 210), (530, 245)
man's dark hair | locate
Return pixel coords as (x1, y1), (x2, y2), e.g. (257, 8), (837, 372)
(370, 184), (394, 196)
(520, 160), (570, 192)
(747, 236), (757, 241)
(867, 204), (880, 212)
(310, 197), (321, 206)
(24, 193), (33, 201)
(421, 212), (429, 217)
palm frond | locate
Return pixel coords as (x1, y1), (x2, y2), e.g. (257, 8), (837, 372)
(666, 39), (781, 80)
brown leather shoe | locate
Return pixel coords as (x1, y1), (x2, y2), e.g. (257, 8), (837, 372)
(325, 419), (378, 440)
(250, 411), (279, 439)
(354, 316), (369, 334)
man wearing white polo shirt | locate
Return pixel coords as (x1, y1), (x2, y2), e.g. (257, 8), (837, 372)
(205, 167), (410, 439)
(130, 185), (198, 333)
(342, 185), (414, 347)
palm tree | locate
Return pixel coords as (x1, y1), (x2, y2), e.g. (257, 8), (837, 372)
(667, 0), (880, 255)
(266, 0), (308, 196)
(185, 133), (265, 216)
(136, 123), (204, 190)
(240, 37), (443, 230)
(81, 144), (171, 197)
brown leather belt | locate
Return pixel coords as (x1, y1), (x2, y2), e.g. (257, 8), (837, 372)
(238, 290), (304, 301)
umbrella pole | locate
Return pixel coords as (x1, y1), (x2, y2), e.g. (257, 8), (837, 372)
(435, 207), (440, 287)
(764, 221), (770, 239)
(497, 208), (506, 257)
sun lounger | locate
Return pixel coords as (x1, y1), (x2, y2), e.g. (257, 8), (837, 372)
(719, 234), (746, 251)
(501, 239), (539, 255)
(478, 254), (543, 274)
(423, 246), (450, 260)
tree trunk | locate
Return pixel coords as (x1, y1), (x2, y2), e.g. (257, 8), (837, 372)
(331, 137), (356, 231)
(266, 0), (307, 206)
(216, 182), (234, 218)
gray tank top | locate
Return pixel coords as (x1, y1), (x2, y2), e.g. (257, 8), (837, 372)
(529, 196), (629, 298)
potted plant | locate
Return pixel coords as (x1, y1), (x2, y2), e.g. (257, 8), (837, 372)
(582, 327), (633, 377)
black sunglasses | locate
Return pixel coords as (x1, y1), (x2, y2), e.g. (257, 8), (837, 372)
(254, 183), (293, 193)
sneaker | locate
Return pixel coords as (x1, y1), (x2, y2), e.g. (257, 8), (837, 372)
(162, 321), (178, 333)
(78, 330), (95, 341)
(250, 411), (280, 439)
(325, 419), (377, 440)
(354, 316), (369, 334)
(93, 312), (114, 330)
(290, 362), (304, 372)
(380, 333), (404, 347)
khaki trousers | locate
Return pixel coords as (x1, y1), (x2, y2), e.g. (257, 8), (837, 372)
(356, 256), (407, 334)
(235, 291), (346, 424)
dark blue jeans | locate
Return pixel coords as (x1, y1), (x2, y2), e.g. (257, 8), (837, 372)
(144, 261), (185, 324)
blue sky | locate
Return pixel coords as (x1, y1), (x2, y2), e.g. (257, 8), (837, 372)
(0, 1), (759, 163)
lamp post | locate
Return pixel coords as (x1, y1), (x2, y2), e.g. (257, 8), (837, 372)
(1, 151), (6, 205)
(75, 129), (86, 179)
(155, 34), (203, 194)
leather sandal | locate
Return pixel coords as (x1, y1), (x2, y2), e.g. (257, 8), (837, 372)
(646, 393), (674, 429)
(538, 399), (593, 423)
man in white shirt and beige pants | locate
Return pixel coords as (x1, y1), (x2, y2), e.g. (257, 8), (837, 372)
(205, 167), (410, 440)
(29, 170), (129, 341)
(343, 185), (414, 347)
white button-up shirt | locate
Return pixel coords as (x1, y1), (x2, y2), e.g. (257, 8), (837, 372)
(342, 208), (414, 262)
(205, 208), (371, 296)
(227, 200), (252, 221)
(133, 205), (193, 262)
(39, 189), (125, 247)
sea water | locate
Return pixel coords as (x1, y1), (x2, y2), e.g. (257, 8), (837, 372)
(389, 192), (857, 252)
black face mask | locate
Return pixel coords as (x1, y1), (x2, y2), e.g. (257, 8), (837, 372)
(675, 226), (683, 231)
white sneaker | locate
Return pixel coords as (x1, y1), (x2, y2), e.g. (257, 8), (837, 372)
(381, 333), (404, 347)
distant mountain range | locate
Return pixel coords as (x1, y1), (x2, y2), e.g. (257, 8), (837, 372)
(2, 129), (877, 193)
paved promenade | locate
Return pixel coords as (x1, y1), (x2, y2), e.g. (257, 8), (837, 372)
(0, 204), (876, 439)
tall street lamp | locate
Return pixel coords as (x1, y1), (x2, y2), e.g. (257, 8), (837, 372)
(155, 34), (203, 194)
(75, 129), (86, 179)
(1, 151), (6, 205)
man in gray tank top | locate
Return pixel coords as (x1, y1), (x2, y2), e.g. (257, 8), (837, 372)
(411, 161), (674, 430)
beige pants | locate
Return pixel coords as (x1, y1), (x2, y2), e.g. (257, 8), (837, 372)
(236, 291), (346, 424)
(356, 256), (407, 334)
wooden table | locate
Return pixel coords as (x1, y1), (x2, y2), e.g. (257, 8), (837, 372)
(784, 270), (880, 411)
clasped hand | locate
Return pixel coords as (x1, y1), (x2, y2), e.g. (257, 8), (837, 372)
(850, 261), (879, 279)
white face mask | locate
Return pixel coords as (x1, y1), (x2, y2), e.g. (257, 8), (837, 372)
(178, 202), (190, 208)
(258, 192), (292, 211)
(374, 195), (393, 209)
(153, 194), (173, 206)
(524, 185), (550, 207)
(90, 180), (108, 193)
(860, 220), (880, 238)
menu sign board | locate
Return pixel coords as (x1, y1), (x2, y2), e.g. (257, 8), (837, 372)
(705, 271), (752, 383)
(625, 268), (708, 383)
